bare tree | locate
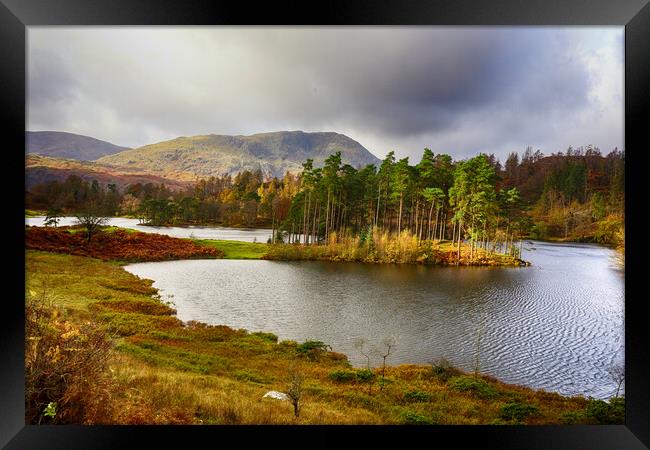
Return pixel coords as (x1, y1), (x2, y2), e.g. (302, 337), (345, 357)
(607, 363), (625, 398)
(286, 363), (305, 418)
(354, 337), (371, 370)
(379, 337), (396, 391)
(354, 337), (375, 395)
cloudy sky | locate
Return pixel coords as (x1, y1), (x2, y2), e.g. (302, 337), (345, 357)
(27, 27), (623, 162)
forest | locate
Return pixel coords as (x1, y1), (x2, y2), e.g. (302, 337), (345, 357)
(26, 145), (625, 250)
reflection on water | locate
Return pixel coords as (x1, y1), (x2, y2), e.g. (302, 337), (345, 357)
(122, 240), (623, 400)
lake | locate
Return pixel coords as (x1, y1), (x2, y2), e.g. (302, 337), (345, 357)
(123, 239), (624, 400)
(25, 216), (273, 243)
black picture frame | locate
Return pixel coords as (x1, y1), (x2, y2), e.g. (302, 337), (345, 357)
(3, 0), (648, 448)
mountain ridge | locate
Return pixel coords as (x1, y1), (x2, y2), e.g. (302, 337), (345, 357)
(26, 131), (130, 161)
(97, 130), (381, 180)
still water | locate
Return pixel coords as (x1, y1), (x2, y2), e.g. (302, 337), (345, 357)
(123, 240), (624, 400)
(25, 216), (273, 242)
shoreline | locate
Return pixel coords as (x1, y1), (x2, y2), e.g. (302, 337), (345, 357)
(26, 224), (531, 267)
(25, 211), (620, 249)
(25, 249), (623, 424)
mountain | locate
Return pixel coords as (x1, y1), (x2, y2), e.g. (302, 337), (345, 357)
(26, 131), (130, 161)
(97, 131), (381, 180)
(26, 154), (189, 192)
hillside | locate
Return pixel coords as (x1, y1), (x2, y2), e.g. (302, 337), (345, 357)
(26, 131), (130, 161)
(97, 131), (381, 180)
(26, 154), (189, 191)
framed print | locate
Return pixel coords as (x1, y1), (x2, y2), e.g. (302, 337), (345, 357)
(2, 0), (649, 448)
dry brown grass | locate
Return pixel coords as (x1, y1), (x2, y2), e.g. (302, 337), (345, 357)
(25, 250), (615, 425)
(264, 228), (524, 266)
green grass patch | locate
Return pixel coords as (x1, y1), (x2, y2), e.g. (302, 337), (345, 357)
(116, 341), (230, 374)
(193, 239), (269, 259)
(25, 209), (45, 217)
(99, 312), (182, 336)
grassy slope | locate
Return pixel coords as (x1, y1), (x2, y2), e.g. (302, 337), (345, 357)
(26, 249), (613, 425)
(96, 131), (379, 181)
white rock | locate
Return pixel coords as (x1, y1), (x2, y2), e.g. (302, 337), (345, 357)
(263, 390), (290, 401)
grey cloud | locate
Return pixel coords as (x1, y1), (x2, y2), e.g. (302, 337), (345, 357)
(27, 26), (622, 162)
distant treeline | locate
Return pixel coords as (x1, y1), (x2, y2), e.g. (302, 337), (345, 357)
(26, 145), (624, 246)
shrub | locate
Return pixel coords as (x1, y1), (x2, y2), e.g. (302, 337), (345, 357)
(585, 397), (625, 424)
(25, 289), (114, 424)
(403, 390), (431, 403)
(448, 376), (498, 399)
(296, 340), (331, 360)
(398, 409), (436, 425)
(328, 369), (357, 383)
(431, 357), (462, 382)
(499, 402), (540, 422)
(594, 215), (624, 245)
(559, 411), (584, 425)
(356, 368), (376, 383)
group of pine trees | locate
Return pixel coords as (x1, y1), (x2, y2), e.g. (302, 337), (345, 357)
(26, 145), (624, 248)
(279, 149), (528, 258)
(277, 145), (624, 248)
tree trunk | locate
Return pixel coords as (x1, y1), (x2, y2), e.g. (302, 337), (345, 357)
(311, 200), (318, 245)
(315, 201), (321, 244)
(375, 184), (381, 229)
(441, 211), (446, 241)
(397, 192), (404, 236)
(433, 206), (439, 242)
(457, 219), (463, 266)
(413, 198), (419, 238)
(419, 204), (426, 241)
(305, 191), (311, 244)
(302, 192), (308, 244)
(470, 217), (475, 262)
(452, 219), (457, 245)
(427, 201), (435, 241)
(325, 188), (331, 240)
(482, 221), (487, 251)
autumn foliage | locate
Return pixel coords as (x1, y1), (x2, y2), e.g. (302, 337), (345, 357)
(26, 226), (223, 262)
(26, 288), (114, 424)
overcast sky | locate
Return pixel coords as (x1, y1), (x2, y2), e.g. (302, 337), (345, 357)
(27, 26), (623, 162)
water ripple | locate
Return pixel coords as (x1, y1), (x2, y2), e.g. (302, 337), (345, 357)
(125, 240), (624, 400)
